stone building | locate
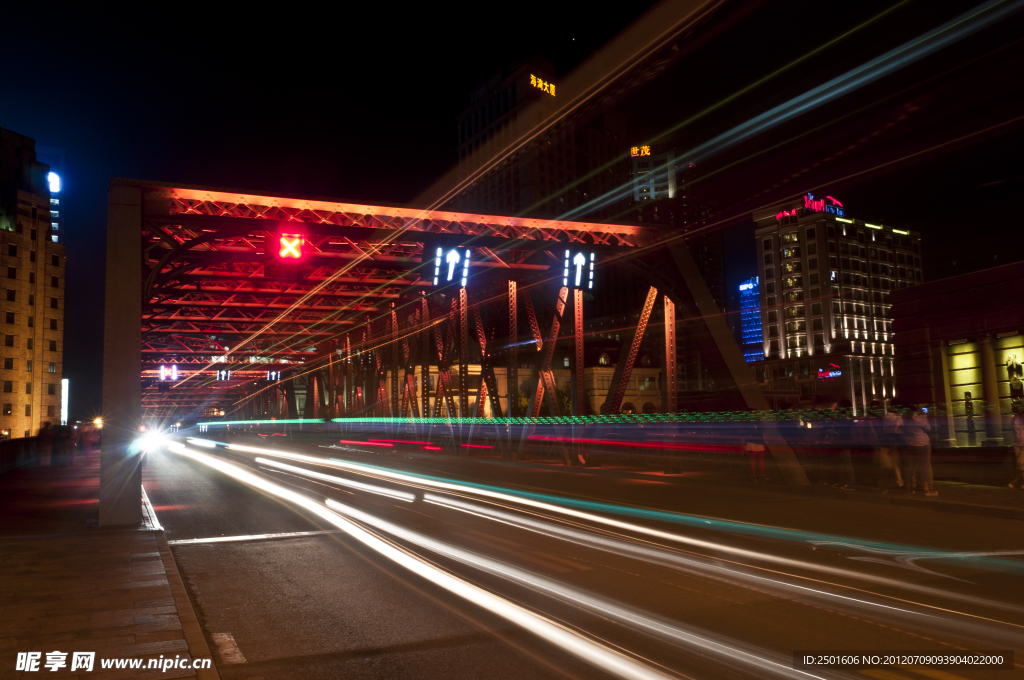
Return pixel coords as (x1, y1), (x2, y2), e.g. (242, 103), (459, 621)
(0, 129), (67, 438)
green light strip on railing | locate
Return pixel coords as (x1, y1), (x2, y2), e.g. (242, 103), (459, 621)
(196, 407), (911, 427)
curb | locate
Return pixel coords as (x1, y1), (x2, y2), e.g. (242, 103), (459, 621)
(156, 531), (221, 680)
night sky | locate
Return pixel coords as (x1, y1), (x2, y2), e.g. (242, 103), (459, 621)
(3, 1), (1022, 419)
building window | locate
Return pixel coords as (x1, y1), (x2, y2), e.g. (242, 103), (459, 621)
(764, 253), (773, 265)
(26, 360), (31, 372)
(51, 255), (59, 266)
(766, 282), (775, 294)
(4, 290), (13, 302)
(5, 245), (19, 257)
(4, 335), (13, 347)
(49, 298), (58, 309)
(48, 362), (56, 373)
(598, 353), (610, 366)
(563, 356), (570, 367)
(807, 243), (817, 255)
(29, 250), (36, 262)
(1, 359), (9, 370)
(47, 383), (56, 395)
(2, 404), (10, 416)
(763, 239), (772, 250)
(25, 382), (30, 395)
(49, 319), (57, 330)
(4, 313), (13, 324)
(27, 316), (33, 328)
(28, 294), (34, 306)
(24, 404), (30, 417)
(26, 338), (32, 350)
(29, 273), (35, 284)
(809, 273), (819, 286)
(764, 267), (774, 279)
(46, 405), (55, 417)
(6, 267), (16, 279)
(48, 340), (56, 352)
(2, 381), (11, 393)
(50, 276), (59, 288)
(781, 232), (800, 244)
(806, 228), (816, 239)
(811, 302), (822, 315)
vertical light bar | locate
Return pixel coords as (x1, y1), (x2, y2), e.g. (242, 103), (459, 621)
(434, 247), (442, 286)
(171, 364), (178, 381)
(60, 378), (69, 426)
(589, 252), (595, 289)
(564, 250), (570, 286)
(462, 249), (470, 287)
(159, 365), (167, 381)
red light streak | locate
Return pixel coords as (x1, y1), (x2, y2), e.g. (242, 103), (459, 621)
(338, 439), (393, 447)
(370, 439), (431, 445)
(421, 445), (442, 451)
(460, 443), (494, 449)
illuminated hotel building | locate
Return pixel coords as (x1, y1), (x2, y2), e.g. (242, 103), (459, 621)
(0, 130), (67, 438)
(752, 194), (922, 411)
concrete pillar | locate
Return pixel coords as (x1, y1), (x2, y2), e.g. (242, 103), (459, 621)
(980, 334), (1004, 445)
(936, 340), (957, 446)
(100, 183), (143, 526)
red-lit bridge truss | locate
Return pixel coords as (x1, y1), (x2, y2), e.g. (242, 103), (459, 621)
(140, 184), (667, 420)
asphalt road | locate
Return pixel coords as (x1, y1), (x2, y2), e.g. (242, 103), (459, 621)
(142, 435), (1024, 680)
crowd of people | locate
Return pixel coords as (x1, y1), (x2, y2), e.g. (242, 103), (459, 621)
(745, 400), (1024, 495)
(35, 422), (101, 466)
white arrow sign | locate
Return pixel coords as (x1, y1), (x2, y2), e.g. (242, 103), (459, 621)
(573, 252), (586, 287)
(446, 250), (461, 282)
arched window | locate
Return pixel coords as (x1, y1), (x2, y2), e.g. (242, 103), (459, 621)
(643, 402), (657, 414)
(621, 402), (635, 415)
(563, 356), (570, 367)
(641, 355), (651, 367)
(598, 353), (611, 366)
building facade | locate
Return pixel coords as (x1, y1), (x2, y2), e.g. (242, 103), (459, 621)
(892, 260), (1024, 447)
(752, 193), (922, 412)
(739, 276), (762, 363)
(36, 146), (65, 244)
(0, 130), (67, 438)
(453, 57), (625, 220)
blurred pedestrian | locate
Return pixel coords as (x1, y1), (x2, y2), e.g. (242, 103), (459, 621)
(744, 410), (768, 483)
(853, 401), (881, 485)
(900, 404), (935, 496)
(832, 399), (856, 490)
(37, 422), (54, 466)
(881, 401), (903, 487)
(1009, 404), (1024, 490)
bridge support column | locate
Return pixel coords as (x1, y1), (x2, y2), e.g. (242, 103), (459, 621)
(100, 183), (143, 526)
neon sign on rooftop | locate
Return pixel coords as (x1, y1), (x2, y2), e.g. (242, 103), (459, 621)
(776, 193), (845, 220)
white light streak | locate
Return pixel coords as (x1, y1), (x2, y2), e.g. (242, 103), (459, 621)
(167, 442), (670, 680)
(256, 457), (414, 502)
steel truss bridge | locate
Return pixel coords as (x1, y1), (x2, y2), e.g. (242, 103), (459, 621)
(100, 179), (807, 524)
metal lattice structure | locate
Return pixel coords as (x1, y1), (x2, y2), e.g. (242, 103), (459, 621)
(136, 183), (661, 420)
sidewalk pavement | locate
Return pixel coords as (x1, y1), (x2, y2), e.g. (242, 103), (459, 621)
(0, 452), (219, 679)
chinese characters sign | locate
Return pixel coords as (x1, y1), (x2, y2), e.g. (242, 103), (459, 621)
(530, 74), (555, 96)
(776, 194), (845, 220)
(630, 146), (651, 157)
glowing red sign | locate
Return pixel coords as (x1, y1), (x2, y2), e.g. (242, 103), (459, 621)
(776, 194), (846, 220)
(279, 234), (303, 259)
(817, 363), (842, 381)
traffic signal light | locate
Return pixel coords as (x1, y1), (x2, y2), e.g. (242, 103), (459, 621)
(264, 229), (307, 281)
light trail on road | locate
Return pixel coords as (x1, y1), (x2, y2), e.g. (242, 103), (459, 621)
(165, 437), (1024, 677)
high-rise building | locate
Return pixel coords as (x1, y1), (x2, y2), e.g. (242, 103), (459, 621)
(739, 276), (762, 363)
(751, 193), (921, 411)
(35, 147), (65, 244)
(0, 129), (67, 438)
(452, 57), (626, 220)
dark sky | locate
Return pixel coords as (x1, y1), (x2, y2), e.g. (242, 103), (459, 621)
(3, 1), (1023, 419)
